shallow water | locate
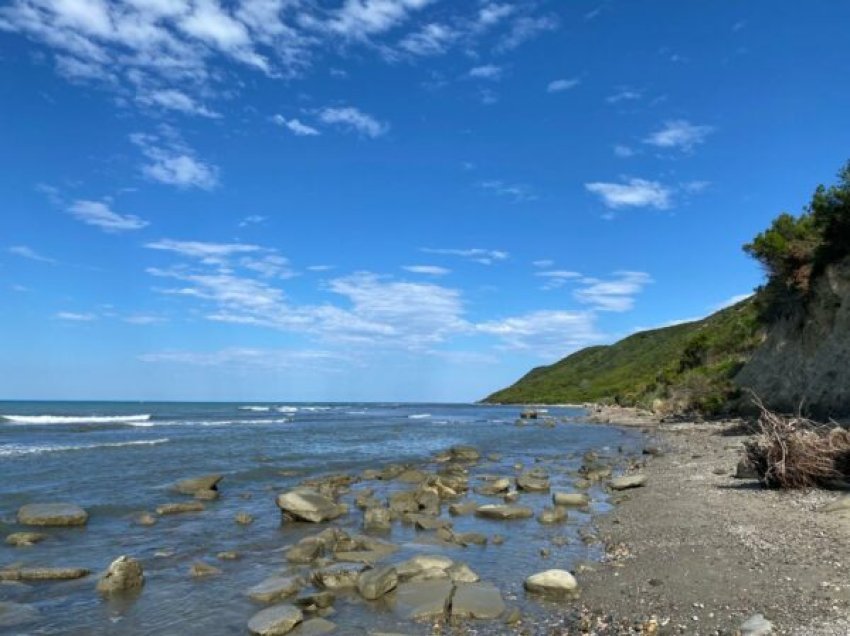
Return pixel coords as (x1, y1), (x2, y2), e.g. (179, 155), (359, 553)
(0, 401), (645, 634)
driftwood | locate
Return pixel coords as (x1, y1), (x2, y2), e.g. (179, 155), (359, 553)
(743, 394), (850, 489)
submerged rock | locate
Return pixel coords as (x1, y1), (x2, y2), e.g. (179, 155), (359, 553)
(17, 503), (88, 527)
(156, 502), (205, 515)
(451, 582), (505, 619)
(609, 474), (647, 490)
(248, 576), (303, 603)
(5, 532), (47, 547)
(449, 445), (481, 462)
(96, 556), (144, 595)
(392, 580), (453, 620)
(293, 617), (336, 635)
(248, 604), (303, 635)
(235, 512), (255, 525)
(276, 489), (347, 523)
(475, 504), (533, 520)
(190, 562), (221, 578)
(1, 567), (89, 581)
(524, 569), (579, 596)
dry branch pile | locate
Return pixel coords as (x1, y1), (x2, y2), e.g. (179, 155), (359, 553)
(743, 397), (850, 489)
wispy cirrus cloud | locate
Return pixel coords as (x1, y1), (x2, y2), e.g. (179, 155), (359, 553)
(68, 200), (149, 232)
(478, 179), (536, 202)
(644, 119), (714, 152)
(7, 245), (56, 263)
(536, 269), (582, 290)
(574, 271), (653, 312)
(547, 77), (580, 93)
(477, 309), (602, 358)
(585, 178), (672, 210)
(468, 64), (502, 80)
(403, 265), (450, 276)
(55, 311), (97, 321)
(130, 130), (219, 190)
(421, 247), (508, 265)
(317, 107), (388, 138)
(272, 115), (320, 136)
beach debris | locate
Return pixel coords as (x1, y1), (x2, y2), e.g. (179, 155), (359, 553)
(524, 569), (579, 597)
(276, 489), (347, 523)
(17, 503), (88, 527)
(96, 555), (144, 595)
(475, 504), (534, 520)
(247, 604), (303, 635)
(609, 474), (647, 490)
(5, 532), (47, 547)
(740, 612), (773, 635)
(247, 575), (303, 603)
(451, 582), (505, 619)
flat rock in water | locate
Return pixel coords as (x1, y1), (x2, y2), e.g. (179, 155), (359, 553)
(448, 501), (478, 516)
(157, 502), (205, 515)
(447, 563), (479, 583)
(516, 472), (550, 492)
(5, 532), (47, 547)
(0, 601), (40, 628)
(537, 507), (567, 524)
(609, 474), (647, 490)
(292, 617), (336, 635)
(451, 582), (505, 619)
(474, 504), (533, 520)
(276, 489), (347, 523)
(395, 555), (454, 580)
(17, 503), (88, 527)
(524, 569), (579, 596)
(96, 556), (144, 595)
(740, 613), (773, 635)
(1, 567), (89, 581)
(392, 580), (453, 620)
(248, 576), (303, 603)
(248, 604), (303, 635)
(312, 565), (362, 590)
(552, 492), (589, 507)
(175, 474), (222, 495)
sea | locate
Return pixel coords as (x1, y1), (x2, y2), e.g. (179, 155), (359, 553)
(0, 401), (646, 634)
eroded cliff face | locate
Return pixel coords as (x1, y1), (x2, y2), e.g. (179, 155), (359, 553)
(736, 257), (850, 418)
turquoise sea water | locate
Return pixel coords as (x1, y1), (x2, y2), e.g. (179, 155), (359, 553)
(0, 401), (644, 634)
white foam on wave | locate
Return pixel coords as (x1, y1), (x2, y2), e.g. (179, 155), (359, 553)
(275, 406), (299, 413)
(197, 418), (291, 426)
(0, 438), (170, 457)
(408, 413), (432, 419)
(2, 414), (152, 425)
(239, 406), (270, 412)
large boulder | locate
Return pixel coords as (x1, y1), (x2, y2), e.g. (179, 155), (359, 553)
(474, 504), (533, 520)
(276, 489), (347, 523)
(451, 582), (505, 619)
(248, 604), (303, 635)
(17, 503), (88, 527)
(524, 569), (579, 596)
(96, 556), (145, 595)
(174, 474), (222, 495)
(247, 576), (303, 603)
(357, 566), (398, 600)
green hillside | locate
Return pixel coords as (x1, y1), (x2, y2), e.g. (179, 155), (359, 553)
(483, 297), (764, 414)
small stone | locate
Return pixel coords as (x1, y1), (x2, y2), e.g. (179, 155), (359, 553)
(524, 569), (579, 596)
(175, 474), (223, 495)
(1, 567), (89, 581)
(17, 503), (88, 527)
(609, 474), (647, 491)
(475, 504), (533, 520)
(235, 512), (255, 525)
(157, 502), (205, 515)
(136, 512), (158, 526)
(190, 562), (221, 578)
(5, 532), (47, 547)
(538, 507), (567, 524)
(357, 566), (398, 600)
(552, 492), (589, 507)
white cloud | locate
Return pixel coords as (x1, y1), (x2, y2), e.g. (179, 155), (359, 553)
(585, 178), (672, 210)
(606, 88), (642, 104)
(272, 115), (320, 136)
(139, 347), (342, 368)
(644, 119), (714, 151)
(124, 314), (167, 324)
(137, 89), (219, 118)
(56, 311), (97, 321)
(477, 3), (514, 27)
(146, 238), (261, 260)
(477, 309), (601, 358)
(532, 259), (553, 268)
(547, 78), (579, 93)
(536, 269), (582, 290)
(131, 131), (219, 190)
(478, 180), (535, 202)
(613, 144), (636, 158)
(421, 247), (508, 265)
(398, 22), (457, 56)
(7, 245), (55, 263)
(68, 199), (149, 232)
(403, 265), (450, 276)
(469, 64), (502, 80)
(574, 271), (652, 312)
(324, 0), (432, 40)
(496, 15), (557, 52)
(318, 107), (388, 138)
(307, 265), (334, 272)
(238, 214), (267, 227)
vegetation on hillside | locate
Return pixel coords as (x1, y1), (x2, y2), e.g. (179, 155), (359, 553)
(484, 296), (763, 414)
(486, 161), (850, 414)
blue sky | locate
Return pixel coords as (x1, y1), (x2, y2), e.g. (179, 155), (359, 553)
(1, 1), (849, 402)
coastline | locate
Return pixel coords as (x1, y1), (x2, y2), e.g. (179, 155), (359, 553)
(572, 410), (850, 635)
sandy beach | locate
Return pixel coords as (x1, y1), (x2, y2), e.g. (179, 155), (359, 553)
(570, 409), (850, 635)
